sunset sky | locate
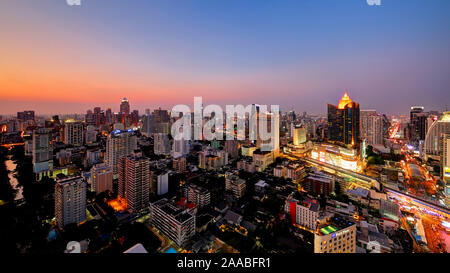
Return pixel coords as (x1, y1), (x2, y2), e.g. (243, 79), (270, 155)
(0, 0), (449, 115)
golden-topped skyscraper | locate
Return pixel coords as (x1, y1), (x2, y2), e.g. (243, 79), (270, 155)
(327, 91), (360, 147)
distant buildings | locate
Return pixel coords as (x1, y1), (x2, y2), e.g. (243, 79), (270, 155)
(198, 149), (228, 170)
(55, 176), (87, 227)
(17, 110), (35, 122)
(150, 198), (196, 247)
(327, 91), (360, 147)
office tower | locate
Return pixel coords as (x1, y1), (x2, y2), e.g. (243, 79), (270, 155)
(32, 128), (53, 173)
(150, 198), (196, 247)
(410, 106), (427, 142)
(153, 133), (171, 155)
(360, 110), (383, 145)
(17, 110), (35, 122)
(85, 109), (96, 126)
(183, 184), (211, 208)
(285, 198), (320, 230)
(131, 110), (139, 125)
(153, 108), (170, 123)
(105, 130), (138, 179)
(327, 91), (360, 147)
(293, 125), (307, 146)
(424, 112), (450, 161)
(120, 97), (130, 115)
(314, 216), (356, 253)
(254, 105), (280, 156)
(225, 173), (246, 198)
(55, 176), (87, 227)
(156, 171), (169, 196)
(118, 150), (150, 212)
(64, 120), (84, 146)
(90, 163), (113, 194)
(105, 108), (113, 124)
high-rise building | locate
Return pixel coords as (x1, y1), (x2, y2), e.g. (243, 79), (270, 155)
(64, 120), (84, 146)
(90, 163), (113, 194)
(360, 110), (383, 146)
(120, 98), (130, 115)
(150, 198), (196, 247)
(105, 130), (138, 179)
(172, 138), (190, 159)
(32, 128), (53, 173)
(441, 133), (450, 186)
(55, 175), (87, 228)
(156, 171), (169, 196)
(327, 91), (360, 147)
(153, 133), (171, 155)
(118, 150), (150, 212)
(293, 125), (307, 146)
(424, 112), (450, 161)
(410, 106), (427, 142)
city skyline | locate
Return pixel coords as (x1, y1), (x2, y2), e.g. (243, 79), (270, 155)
(1, 0), (449, 115)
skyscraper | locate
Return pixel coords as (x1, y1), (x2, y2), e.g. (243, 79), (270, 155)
(424, 112), (450, 161)
(55, 175), (87, 228)
(360, 110), (383, 146)
(32, 128), (53, 173)
(64, 120), (84, 146)
(327, 91), (360, 147)
(118, 150), (150, 212)
(90, 163), (113, 194)
(105, 130), (138, 179)
(120, 98), (130, 115)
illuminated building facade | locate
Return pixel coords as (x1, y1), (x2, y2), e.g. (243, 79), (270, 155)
(314, 216), (356, 253)
(310, 143), (360, 172)
(424, 111), (450, 161)
(105, 130), (138, 179)
(327, 91), (360, 147)
(150, 198), (196, 247)
(55, 176), (87, 228)
(285, 198), (320, 230)
(118, 150), (150, 212)
(90, 163), (113, 194)
(64, 120), (84, 147)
